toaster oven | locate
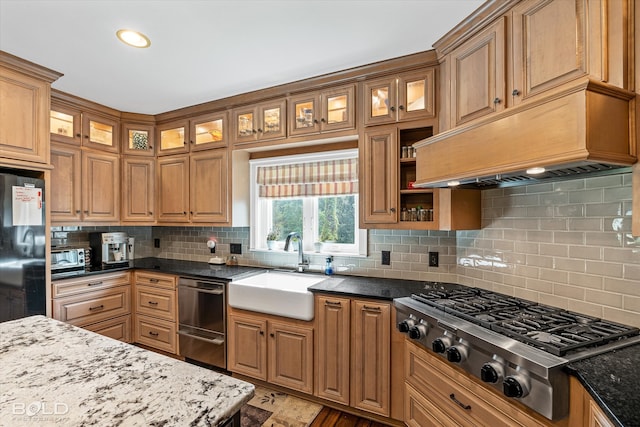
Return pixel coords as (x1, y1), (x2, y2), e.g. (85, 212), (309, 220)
(51, 248), (86, 272)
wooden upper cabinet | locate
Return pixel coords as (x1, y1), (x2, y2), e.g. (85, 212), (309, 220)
(122, 122), (155, 156)
(448, 17), (506, 127)
(50, 102), (120, 153)
(82, 150), (120, 222)
(363, 69), (435, 126)
(288, 84), (356, 136)
(1, 53), (60, 166)
(233, 98), (286, 144)
(190, 148), (229, 223)
(361, 126), (398, 224)
(511, 0), (587, 105)
(157, 112), (227, 156)
(157, 154), (190, 222)
(50, 143), (82, 222)
(122, 156), (155, 223)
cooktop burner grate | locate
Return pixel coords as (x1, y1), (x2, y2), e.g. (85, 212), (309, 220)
(411, 289), (640, 356)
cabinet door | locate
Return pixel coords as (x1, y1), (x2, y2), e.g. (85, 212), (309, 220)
(258, 98), (287, 140)
(512, 0), (587, 105)
(157, 154), (189, 222)
(122, 157), (155, 222)
(82, 113), (119, 153)
(315, 295), (350, 405)
(397, 69), (435, 122)
(122, 123), (155, 156)
(50, 143), (82, 223)
(190, 112), (228, 151)
(268, 320), (314, 394)
(289, 92), (320, 136)
(232, 106), (258, 144)
(449, 16), (506, 127)
(363, 76), (397, 126)
(362, 127), (398, 224)
(320, 84), (355, 133)
(50, 103), (82, 145)
(0, 65), (51, 164)
(84, 314), (132, 343)
(134, 314), (177, 354)
(228, 314), (267, 381)
(190, 149), (229, 223)
(351, 300), (390, 417)
(82, 150), (120, 222)
(157, 120), (188, 155)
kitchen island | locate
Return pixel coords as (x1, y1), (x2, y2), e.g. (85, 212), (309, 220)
(0, 315), (254, 426)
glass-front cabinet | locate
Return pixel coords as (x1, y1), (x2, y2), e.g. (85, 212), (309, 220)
(363, 68), (435, 126)
(50, 104), (119, 152)
(288, 84), (355, 137)
(232, 98), (286, 145)
(122, 123), (155, 156)
(157, 112), (227, 156)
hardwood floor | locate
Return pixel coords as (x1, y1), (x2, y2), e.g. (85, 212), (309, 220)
(310, 407), (390, 427)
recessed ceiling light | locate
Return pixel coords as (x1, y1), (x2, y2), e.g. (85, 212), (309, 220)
(526, 167), (546, 175)
(116, 29), (151, 48)
(447, 180), (460, 187)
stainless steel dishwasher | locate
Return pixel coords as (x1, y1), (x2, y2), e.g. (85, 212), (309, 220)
(178, 277), (226, 369)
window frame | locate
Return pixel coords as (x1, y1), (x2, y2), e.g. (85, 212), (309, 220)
(249, 149), (366, 256)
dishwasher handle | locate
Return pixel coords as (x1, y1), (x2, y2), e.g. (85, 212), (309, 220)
(178, 330), (224, 345)
(180, 284), (224, 295)
(178, 278), (225, 294)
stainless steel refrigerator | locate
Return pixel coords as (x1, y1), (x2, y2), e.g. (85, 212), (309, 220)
(0, 169), (46, 322)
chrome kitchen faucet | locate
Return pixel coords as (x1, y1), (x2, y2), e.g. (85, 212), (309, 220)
(284, 231), (309, 272)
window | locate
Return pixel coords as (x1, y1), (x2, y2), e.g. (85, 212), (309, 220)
(250, 149), (366, 256)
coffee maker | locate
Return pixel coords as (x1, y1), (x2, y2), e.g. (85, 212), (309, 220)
(89, 232), (129, 266)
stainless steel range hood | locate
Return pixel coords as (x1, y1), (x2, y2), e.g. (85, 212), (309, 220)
(413, 79), (637, 188)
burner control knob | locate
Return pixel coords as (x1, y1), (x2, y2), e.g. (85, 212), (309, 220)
(446, 345), (468, 363)
(503, 374), (531, 398)
(397, 318), (415, 333)
(481, 363), (503, 383)
(432, 336), (452, 354)
(408, 323), (428, 340)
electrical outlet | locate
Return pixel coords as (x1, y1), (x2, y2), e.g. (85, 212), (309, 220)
(381, 250), (391, 265)
(429, 251), (439, 267)
(230, 243), (242, 254)
(154, 238), (160, 248)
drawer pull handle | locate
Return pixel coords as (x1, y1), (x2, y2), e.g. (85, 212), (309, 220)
(325, 301), (342, 307)
(87, 281), (103, 287)
(89, 304), (104, 311)
(149, 331), (159, 337)
(149, 278), (160, 283)
(449, 393), (471, 410)
(148, 301), (158, 306)
(363, 305), (381, 312)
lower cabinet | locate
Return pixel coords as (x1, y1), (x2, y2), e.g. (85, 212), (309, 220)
(52, 271), (131, 342)
(228, 309), (314, 394)
(315, 295), (392, 418)
(404, 339), (562, 427)
(133, 271), (178, 354)
(568, 375), (615, 427)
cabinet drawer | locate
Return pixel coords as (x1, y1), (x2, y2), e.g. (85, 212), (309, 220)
(53, 286), (131, 327)
(134, 314), (177, 354)
(405, 382), (471, 427)
(52, 271), (130, 298)
(405, 341), (541, 427)
(134, 271), (176, 290)
(84, 314), (131, 343)
(135, 284), (176, 321)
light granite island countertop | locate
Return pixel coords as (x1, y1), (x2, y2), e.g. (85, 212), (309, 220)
(0, 316), (254, 426)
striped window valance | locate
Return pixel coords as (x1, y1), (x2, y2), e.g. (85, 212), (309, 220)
(257, 158), (358, 198)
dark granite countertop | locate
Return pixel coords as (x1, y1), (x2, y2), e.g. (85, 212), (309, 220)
(308, 275), (450, 300)
(566, 342), (640, 427)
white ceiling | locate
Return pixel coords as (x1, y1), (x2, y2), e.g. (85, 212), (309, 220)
(0, 0), (484, 115)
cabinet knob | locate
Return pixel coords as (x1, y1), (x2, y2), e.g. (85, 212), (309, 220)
(190, 211), (193, 215)
(84, 135), (89, 139)
(512, 89), (520, 96)
(259, 330), (264, 335)
(149, 145), (153, 149)
(148, 211), (153, 215)
(398, 105), (405, 111)
(84, 210), (89, 214)
(183, 211), (187, 215)
(75, 210), (81, 214)
(390, 106), (396, 112)
(493, 97), (502, 104)
(313, 119), (319, 124)
(190, 140), (194, 144)
(390, 207), (396, 213)
(75, 133), (81, 138)
(270, 333), (275, 338)
(320, 118), (326, 123)
(257, 128), (263, 133)
(252, 129), (258, 134)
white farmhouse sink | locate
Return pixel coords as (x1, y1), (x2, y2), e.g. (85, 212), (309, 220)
(229, 271), (326, 321)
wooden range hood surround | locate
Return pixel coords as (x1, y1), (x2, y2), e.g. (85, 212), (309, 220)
(413, 78), (637, 187)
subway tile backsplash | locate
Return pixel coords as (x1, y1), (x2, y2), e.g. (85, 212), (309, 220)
(55, 172), (640, 327)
